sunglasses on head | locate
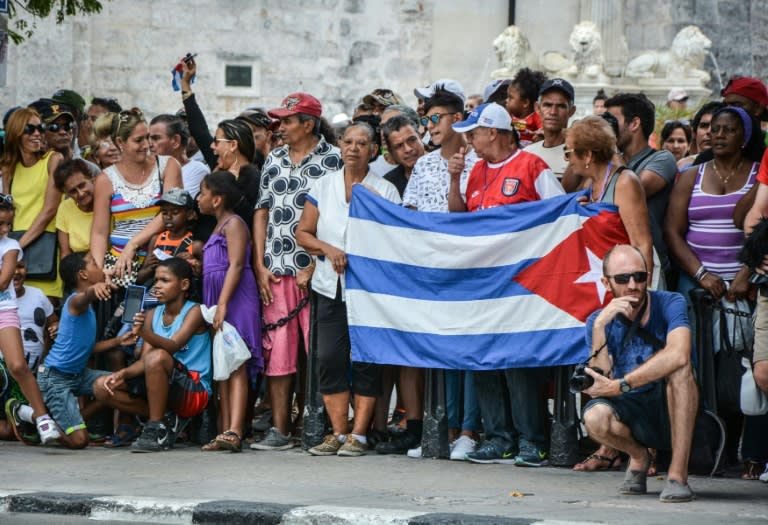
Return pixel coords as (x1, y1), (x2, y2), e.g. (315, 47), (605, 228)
(372, 89), (395, 98)
(23, 123), (46, 134)
(607, 271), (648, 284)
(48, 121), (76, 133)
(0, 194), (14, 209)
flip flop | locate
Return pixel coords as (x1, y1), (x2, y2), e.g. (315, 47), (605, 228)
(214, 430), (242, 452)
(573, 453), (623, 471)
(103, 424), (140, 448)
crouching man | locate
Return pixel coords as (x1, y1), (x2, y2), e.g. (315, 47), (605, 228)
(582, 245), (698, 502)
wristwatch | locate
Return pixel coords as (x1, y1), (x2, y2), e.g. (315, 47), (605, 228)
(619, 378), (632, 393)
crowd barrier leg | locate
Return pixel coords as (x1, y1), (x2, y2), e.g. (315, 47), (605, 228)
(549, 365), (579, 466)
(422, 368), (450, 458)
(301, 291), (327, 450)
(688, 288), (717, 413)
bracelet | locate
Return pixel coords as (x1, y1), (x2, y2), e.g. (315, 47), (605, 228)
(181, 90), (193, 101)
(694, 265), (707, 281)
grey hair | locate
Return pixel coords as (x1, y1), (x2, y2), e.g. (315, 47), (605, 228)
(342, 121), (376, 143)
(381, 115), (419, 148)
(381, 104), (419, 123)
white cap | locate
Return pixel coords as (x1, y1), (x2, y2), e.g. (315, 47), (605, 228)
(452, 103), (513, 132)
(667, 87), (689, 102)
(414, 78), (466, 103)
(331, 112), (351, 126)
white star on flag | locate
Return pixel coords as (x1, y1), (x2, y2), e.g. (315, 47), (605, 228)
(574, 247), (607, 303)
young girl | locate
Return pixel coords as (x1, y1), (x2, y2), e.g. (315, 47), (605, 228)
(0, 195), (60, 444)
(54, 159), (96, 257)
(197, 171), (262, 452)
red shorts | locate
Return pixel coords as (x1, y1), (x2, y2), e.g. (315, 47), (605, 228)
(168, 360), (209, 418)
(261, 276), (310, 377)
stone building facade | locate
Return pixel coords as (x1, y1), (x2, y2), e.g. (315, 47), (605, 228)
(0, 0), (764, 121)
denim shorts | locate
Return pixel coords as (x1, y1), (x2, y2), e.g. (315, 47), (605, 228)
(37, 365), (110, 435)
(584, 381), (671, 451)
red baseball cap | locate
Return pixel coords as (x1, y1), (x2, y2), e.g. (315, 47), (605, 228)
(721, 76), (768, 118)
(268, 92), (322, 119)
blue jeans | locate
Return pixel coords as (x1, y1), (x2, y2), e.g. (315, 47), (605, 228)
(37, 365), (109, 435)
(474, 367), (551, 450)
(446, 370), (480, 432)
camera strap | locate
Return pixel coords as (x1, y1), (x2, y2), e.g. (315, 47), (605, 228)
(618, 294), (665, 351)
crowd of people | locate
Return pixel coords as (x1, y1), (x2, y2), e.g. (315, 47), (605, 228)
(1, 56), (767, 502)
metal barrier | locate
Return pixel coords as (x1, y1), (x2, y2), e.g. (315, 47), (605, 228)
(301, 292), (327, 450)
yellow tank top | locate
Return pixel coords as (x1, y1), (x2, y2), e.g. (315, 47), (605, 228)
(11, 152), (63, 297)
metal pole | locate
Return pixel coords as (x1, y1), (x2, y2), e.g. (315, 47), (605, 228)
(421, 368), (449, 458)
(301, 291), (327, 450)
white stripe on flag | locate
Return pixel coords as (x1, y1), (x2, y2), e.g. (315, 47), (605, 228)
(346, 213), (585, 269)
(345, 289), (584, 335)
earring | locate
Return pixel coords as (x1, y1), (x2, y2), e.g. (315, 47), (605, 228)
(586, 162), (590, 169)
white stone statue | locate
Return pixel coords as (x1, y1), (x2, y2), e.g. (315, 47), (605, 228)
(624, 25), (712, 84)
(562, 21), (604, 79)
(491, 25), (538, 79)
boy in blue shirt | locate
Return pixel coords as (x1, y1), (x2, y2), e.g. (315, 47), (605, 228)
(9, 252), (134, 448)
(93, 257), (212, 452)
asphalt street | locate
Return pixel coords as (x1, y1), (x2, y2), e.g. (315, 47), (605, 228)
(1, 440), (766, 524)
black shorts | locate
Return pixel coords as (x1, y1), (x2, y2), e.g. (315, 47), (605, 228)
(315, 292), (381, 397)
(127, 359), (209, 418)
(584, 381), (672, 450)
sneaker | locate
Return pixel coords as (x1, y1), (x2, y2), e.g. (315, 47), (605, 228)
(375, 432), (420, 455)
(35, 415), (61, 445)
(164, 411), (189, 448)
(465, 440), (517, 464)
(5, 399), (37, 445)
(250, 427), (294, 451)
(131, 421), (170, 453)
(450, 435), (477, 461)
(337, 435), (367, 457)
(406, 445), (422, 458)
(252, 409), (273, 433)
(308, 434), (343, 456)
(513, 442), (549, 467)
(760, 463), (768, 483)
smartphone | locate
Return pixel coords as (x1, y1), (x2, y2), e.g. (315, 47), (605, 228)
(122, 285), (146, 324)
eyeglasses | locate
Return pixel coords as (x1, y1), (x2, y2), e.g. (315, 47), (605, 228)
(214, 138), (234, 143)
(710, 125), (740, 136)
(664, 119), (690, 126)
(420, 113), (454, 127)
(98, 141), (114, 149)
(23, 123), (46, 134)
(563, 148), (575, 161)
(47, 121), (76, 133)
(0, 194), (14, 207)
(606, 272), (648, 284)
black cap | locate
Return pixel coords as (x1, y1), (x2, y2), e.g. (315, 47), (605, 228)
(28, 98), (76, 124)
(539, 78), (575, 103)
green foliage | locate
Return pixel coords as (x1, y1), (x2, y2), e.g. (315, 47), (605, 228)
(5, 0), (105, 44)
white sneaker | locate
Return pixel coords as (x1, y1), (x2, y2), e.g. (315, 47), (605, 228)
(406, 445), (422, 458)
(759, 463), (768, 483)
(450, 435), (477, 461)
(36, 416), (61, 445)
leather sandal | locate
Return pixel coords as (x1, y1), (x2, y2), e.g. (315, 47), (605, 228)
(215, 430), (242, 452)
(573, 453), (624, 471)
(201, 438), (223, 451)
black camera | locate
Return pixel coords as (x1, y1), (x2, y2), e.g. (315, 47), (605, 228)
(569, 364), (607, 393)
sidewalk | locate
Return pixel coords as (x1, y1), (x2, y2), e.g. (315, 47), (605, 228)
(1, 440), (766, 524)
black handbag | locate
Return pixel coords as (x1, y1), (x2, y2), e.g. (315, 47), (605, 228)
(9, 231), (57, 281)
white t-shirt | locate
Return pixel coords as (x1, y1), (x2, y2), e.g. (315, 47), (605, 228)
(16, 285), (54, 370)
(402, 148), (477, 212)
(524, 141), (568, 179)
(182, 159), (210, 197)
(306, 169), (401, 300)
(0, 237), (22, 311)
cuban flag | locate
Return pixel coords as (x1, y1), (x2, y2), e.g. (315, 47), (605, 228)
(345, 185), (629, 370)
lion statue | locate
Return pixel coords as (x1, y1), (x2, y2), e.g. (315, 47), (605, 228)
(491, 25), (538, 79)
(561, 21), (604, 78)
(625, 25), (711, 83)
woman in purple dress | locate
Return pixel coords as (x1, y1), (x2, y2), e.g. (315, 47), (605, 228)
(198, 170), (262, 452)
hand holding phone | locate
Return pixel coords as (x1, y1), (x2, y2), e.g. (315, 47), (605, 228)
(122, 285), (146, 325)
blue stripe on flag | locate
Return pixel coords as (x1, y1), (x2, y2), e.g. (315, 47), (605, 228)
(349, 185), (606, 236)
(346, 254), (535, 300)
(349, 326), (589, 370)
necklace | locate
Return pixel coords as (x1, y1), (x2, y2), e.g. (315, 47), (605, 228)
(711, 159), (742, 185)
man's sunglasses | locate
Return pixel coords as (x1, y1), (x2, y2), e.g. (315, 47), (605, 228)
(48, 121), (76, 133)
(420, 113), (454, 127)
(23, 123), (46, 134)
(606, 272), (648, 284)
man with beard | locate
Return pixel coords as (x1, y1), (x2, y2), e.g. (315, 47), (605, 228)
(582, 245), (697, 502)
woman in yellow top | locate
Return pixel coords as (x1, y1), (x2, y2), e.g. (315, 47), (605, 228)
(0, 108), (63, 299)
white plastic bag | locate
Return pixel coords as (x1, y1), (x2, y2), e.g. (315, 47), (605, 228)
(200, 305), (251, 381)
(740, 356), (768, 415)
